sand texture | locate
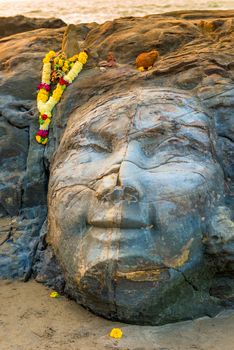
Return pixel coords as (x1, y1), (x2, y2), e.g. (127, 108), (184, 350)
(0, 280), (234, 350)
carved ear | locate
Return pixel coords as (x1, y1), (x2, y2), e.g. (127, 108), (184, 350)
(205, 206), (234, 270)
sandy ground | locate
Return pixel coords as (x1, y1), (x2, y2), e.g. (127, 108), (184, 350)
(0, 280), (234, 350)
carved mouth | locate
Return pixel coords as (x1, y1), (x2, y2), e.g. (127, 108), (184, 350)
(88, 217), (153, 229)
(88, 208), (152, 229)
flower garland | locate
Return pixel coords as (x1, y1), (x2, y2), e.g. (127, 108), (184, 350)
(36, 50), (88, 144)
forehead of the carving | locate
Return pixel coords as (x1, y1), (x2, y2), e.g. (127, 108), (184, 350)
(133, 104), (209, 132)
(67, 94), (138, 131)
(63, 94), (138, 142)
(64, 88), (208, 141)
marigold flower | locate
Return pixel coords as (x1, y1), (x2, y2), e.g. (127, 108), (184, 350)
(36, 49), (88, 145)
(69, 54), (79, 62)
(50, 291), (59, 298)
(45, 97), (57, 111)
(43, 50), (56, 63)
(78, 51), (88, 64)
(52, 83), (64, 101)
(35, 135), (41, 143)
(109, 328), (123, 339)
(41, 137), (48, 145)
(64, 60), (70, 68)
(37, 89), (49, 103)
(48, 50), (56, 56)
(58, 59), (64, 67)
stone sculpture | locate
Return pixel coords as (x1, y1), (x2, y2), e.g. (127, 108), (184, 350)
(47, 88), (233, 324)
(0, 11), (233, 325)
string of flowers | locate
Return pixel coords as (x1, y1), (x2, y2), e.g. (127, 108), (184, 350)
(36, 50), (88, 144)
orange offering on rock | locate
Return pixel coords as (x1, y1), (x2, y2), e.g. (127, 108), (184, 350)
(135, 49), (159, 71)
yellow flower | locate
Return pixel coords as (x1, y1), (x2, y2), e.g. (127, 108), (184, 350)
(52, 84), (64, 102)
(46, 97), (57, 110)
(37, 101), (45, 113)
(43, 50), (56, 63)
(41, 137), (48, 145)
(50, 291), (59, 298)
(37, 89), (49, 103)
(109, 328), (123, 339)
(64, 61), (83, 83)
(42, 63), (51, 84)
(64, 60), (70, 68)
(38, 95), (47, 103)
(69, 54), (79, 62)
(48, 50), (56, 57)
(36, 135), (41, 143)
(46, 111), (52, 118)
(38, 88), (48, 95)
(42, 118), (51, 127)
(40, 123), (50, 130)
(42, 62), (51, 71)
(78, 51), (88, 64)
(58, 59), (64, 67)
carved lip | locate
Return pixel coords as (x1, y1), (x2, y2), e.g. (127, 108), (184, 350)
(88, 218), (153, 229)
(88, 209), (151, 229)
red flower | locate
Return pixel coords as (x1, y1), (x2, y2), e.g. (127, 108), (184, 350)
(59, 77), (70, 86)
(37, 83), (51, 91)
(37, 130), (48, 138)
(41, 114), (48, 120)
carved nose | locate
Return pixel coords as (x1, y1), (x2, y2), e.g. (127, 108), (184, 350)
(95, 162), (140, 203)
(104, 185), (139, 203)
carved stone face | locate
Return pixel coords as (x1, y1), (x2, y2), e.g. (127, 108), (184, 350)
(48, 88), (224, 324)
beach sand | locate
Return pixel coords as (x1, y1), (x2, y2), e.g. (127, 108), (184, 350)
(0, 280), (234, 350)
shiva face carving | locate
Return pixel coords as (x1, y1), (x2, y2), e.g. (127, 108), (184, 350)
(48, 88), (224, 324)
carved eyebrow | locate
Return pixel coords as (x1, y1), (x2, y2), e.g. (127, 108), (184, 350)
(129, 121), (179, 139)
(129, 122), (211, 153)
(129, 117), (209, 137)
(64, 129), (114, 153)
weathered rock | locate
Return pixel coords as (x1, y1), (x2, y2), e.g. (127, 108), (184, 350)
(0, 15), (66, 38)
(62, 24), (80, 58)
(0, 11), (233, 325)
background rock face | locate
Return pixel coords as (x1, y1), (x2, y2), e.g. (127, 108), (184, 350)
(0, 11), (233, 324)
(0, 15), (65, 38)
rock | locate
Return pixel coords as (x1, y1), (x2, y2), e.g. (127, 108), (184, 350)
(62, 24), (80, 58)
(0, 11), (233, 325)
(0, 15), (66, 38)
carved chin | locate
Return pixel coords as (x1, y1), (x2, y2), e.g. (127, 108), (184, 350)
(65, 248), (208, 325)
(59, 222), (202, 323)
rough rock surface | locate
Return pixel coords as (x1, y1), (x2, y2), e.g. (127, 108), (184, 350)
(0, 11), (233, 325)
(0, 15), (66, 38)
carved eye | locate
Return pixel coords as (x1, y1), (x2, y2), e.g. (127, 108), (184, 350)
(142, 144), (157, 157)
(90, 143), (111, 153)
